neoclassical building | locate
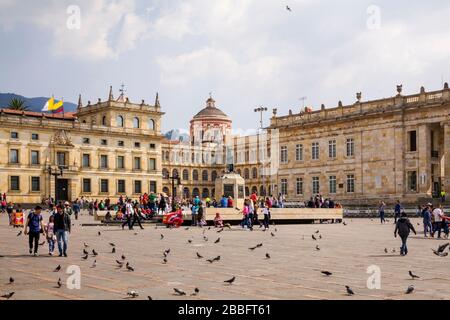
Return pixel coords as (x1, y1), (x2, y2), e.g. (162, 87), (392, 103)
(0, 87), (164, 203)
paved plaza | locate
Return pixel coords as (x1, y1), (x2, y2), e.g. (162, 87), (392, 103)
(1, 211), (449, 300)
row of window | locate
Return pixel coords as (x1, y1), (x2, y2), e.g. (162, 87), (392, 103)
(83, 154), (157, 171)
(113, 116), (155, 130)
(162, 168), (218, 182)
(280, 138), (355, 163)
(280, 174), (356, 196)
(10, 132), (39, 140)
(83, 137), (156, 150)
(9, 176), (40, 192)
(83, 179), (157, 194)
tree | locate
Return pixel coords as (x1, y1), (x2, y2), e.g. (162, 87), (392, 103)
(8, 98), (29, 111)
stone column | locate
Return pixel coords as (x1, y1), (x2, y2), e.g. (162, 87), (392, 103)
(443, 123), (450, 193)
(418, 124), (431, 195)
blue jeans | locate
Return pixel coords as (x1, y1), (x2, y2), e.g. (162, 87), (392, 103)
(424, 221), (433, 237)
(379, 211), (385, 223)
(56, 230), (68, 255)
(400, 235), (408, 255)
(48, 238), (55, 253)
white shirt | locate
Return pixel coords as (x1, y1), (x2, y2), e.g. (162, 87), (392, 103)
(432, 208), (443, 222)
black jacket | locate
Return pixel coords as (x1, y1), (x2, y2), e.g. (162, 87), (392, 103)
(395, 217), (416, 237)
(54, 212), (71, 232)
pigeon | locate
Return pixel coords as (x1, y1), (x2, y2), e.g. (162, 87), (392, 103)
(188, 239), (193, 244)
(160, 234), (164, 240)
(214, 238), (221, 244)
(274, 228), (278, 232)
(82, 254), (88, 260)
(256, 243), (263, 248)
(92, 249), (98, 256)
(163, 258), (167, 264)
(345, 285), (355, 295)
(321, 271), (332, 276)
(9, 277), (14, 284)
(286, 5), (292, 12)
(98, 231), (101, 236)
(312, 235), (317, 241)
(384, 248), (388, 254)
(112, 247), (116, 254)
(121, 254), (126, 260)
(437, 243), (450, 253)
(173, 288), (186, 296)
(16, 231), (22, 236)
(91, 260), (97, 268)
(83, 249), (88, 255)
(190, 287), (200, 296)
(432, 249), (448, 257)
(1, 292), (14, 299)
(57, 278), (62, 288)
(405, 285), (414, 294)
(208, 227), (211, 230)
(224, 223), (232, 229)
(84, 242), (89, 248)
(126, 263), (134, 272)
(127, 290), (139, 298)
(217, 228), (224, 233)
(319, 235), (322, 239)
(315, 230), (320, 234)
(184, 227), (189, 230)
(116, 260), (124, 268)
(109, 243), (115, 247)
(392, 249), (396, 253)
(39, 241), (46, 246)
(316, 245), (320, 251)
(203, 236), (208, 241)
(409, 271), (420, 279)
(164, 249), (171, 256)
(271, 232), (275, 237)
(265, 253), (271, 259)
(196, 252), (203, 259)
(207, 256), (221, 263)
(343, 222), (347, 226)
(147, 296), (153, 300)
(224, 276), (235, 284)
(54, 265), (61, 272)
(249, 246), (257, 251)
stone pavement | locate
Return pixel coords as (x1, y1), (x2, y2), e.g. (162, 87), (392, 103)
(0, 211), (449, 300)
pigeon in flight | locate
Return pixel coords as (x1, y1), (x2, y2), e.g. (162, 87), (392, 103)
(321, 271), (332, 276)
(405, 285), (414, 294)
(224, 276), (235, 285)
(54, 265), (61, 272)
(116, 260), (124, 268)
(286, 6), (292, 12)
(409, 271), (420, 279)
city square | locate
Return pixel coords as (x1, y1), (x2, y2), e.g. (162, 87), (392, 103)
(1, 211), (449, 300)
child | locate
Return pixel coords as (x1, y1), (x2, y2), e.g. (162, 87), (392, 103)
(45, 215), (56, 256)
(262, 206), (271, 230)
(214, 212), (223, 228)
(394, 212), (416, 256)
(12, 206), (24, 228)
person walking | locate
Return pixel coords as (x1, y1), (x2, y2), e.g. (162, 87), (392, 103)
(432, 204), (444, 238)
(423, 205), (433, 238)
(441, 190), (446, 203)
(72, 200), (80, 220)
(394, 212), (416, 256)
(262, 205), (271, 230)
(379, 201), (386, 224)
(394, 200), (402, 224)
(45, 215), (56, 255)
(53, 205), (71, 257)
(24, 206), (45, 256)
(122, 199), (133, 230)
(130, 204), (144, 230)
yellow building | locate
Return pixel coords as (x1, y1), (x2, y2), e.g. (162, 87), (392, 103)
(0, 87), (164, 203)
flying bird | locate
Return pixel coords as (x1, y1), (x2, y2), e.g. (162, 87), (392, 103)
(405, 285), (414, 294)
(173, 288), (186, 296)
(196, 252), (203, 259)
(321, 271), (332, 276)
(224, 276), (235, 284)
(409, 271), (420, 279)
(1, 292), (14, 299)
(164, 249), (171, 256)
(345, 285), (355, 295)
(286, 6), (292, 12)
(54, 265), (61, 272)
(116, 260), (124, 268)
(127, 290), (139, 298)
(437, 243), (450, 253)
(257, 243), (263, 248)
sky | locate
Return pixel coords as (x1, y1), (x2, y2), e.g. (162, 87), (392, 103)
(0, 0), (450, 133)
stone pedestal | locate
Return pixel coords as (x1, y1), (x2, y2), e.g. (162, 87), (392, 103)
(214, 173), (245, 208)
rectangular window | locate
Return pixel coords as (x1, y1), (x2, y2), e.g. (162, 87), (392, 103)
(101, 139), (108, 146)
(347, 174), (355, 193)
(117, 140), (124, 147)
(312, 177), (320, 194)
(148, 158), (156, 171)
(31, 177), (40, 192)
(407, 171), (417, 192)
(56, 152), (66, 167)
(83, 178), (91, 193)
(31, 150), (39, 165)
(11, 132), (18, 139)
(295, 144), (303, 161)
(100, 179), (109, 193)
(149, 143), (156, 149)
(312, 142), (319, 160)
(346, 138), (354, 157)
(134, 180), (142, 194)
(82, 154), (90, 168)
(280, 146), (288, 163)
(10, 176), (19, 191)
(100, 155), (108, 169)
(10, 149), (19, 164)
(117, 156), (125, 169)
(134, 142), (141, 148)
(409, 131), (417, 152)
(83, 137), (90, 144)
(281, 178), (288, 195)
(329, 176), (337, 194)
(149, 181), (157, 193)
(31, 133), (39, 140)
(117, 180), (126, 193)
(134, 157), (141, 170)
(296, 177), (303, 195)
(328, 140), (336, 159)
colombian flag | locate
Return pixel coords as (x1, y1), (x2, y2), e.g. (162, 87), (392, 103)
(42, 96), (64, 113)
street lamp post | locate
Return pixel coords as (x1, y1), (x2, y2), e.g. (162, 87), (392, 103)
(47, 165), (64, 204)
(254, 106), (268, 130)
(167, 174), (181, 212)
